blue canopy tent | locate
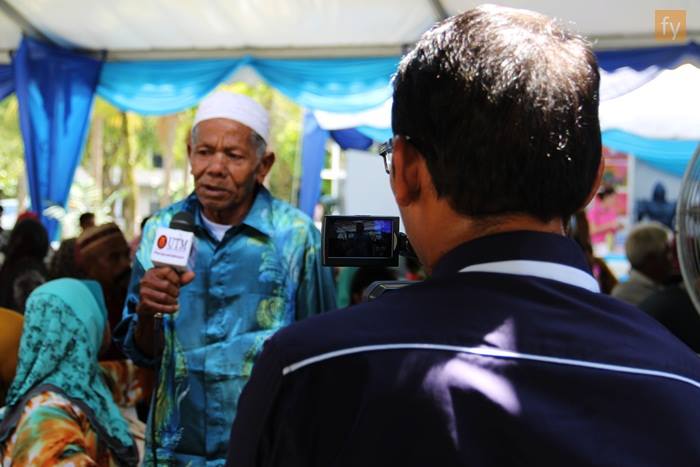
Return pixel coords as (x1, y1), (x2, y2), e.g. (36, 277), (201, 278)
(0, 38), (398, 235)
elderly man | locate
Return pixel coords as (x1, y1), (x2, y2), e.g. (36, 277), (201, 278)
(227, 6), (700, 467)
(612, 222), (673, 305)
(115, 91), (336, 465)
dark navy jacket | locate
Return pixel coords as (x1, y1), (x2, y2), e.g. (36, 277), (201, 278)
(227, 231), (700, 467)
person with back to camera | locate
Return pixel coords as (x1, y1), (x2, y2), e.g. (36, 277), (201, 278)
(0, 217), (49, 313)
(226, 5), (700, 466)
(612, 222), (674, 306)
(0, 279), (138, 466)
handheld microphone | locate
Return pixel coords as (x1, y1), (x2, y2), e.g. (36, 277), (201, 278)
(148, 211), (196, 325)
(150, 211), (196, 273)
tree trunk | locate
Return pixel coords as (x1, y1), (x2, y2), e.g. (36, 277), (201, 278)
(17, 168), (27, 213)
(90, 116), (104, 205)
(121, 112), (139, 238)
(157, 115), (178, 207)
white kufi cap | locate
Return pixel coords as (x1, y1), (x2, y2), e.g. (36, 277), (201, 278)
(193, 91), (270, 143)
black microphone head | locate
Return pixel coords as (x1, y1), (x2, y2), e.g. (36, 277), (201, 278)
(170, 211), (195, 232)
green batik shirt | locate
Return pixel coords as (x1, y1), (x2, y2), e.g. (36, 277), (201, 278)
(115, 186), (336, 466)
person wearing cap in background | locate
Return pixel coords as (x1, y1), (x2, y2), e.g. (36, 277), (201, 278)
(114, 91), (336, 465)
(76, 223), (133, 360)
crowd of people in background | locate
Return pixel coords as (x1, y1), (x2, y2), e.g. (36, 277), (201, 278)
(0, 180), (698, 463)
(0, 212), (154, 462)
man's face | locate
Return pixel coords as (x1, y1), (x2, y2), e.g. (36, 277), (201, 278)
(188, 118), (273, 217)
(83, 235), (132, 296)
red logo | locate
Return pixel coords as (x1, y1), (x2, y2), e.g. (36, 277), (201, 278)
(157, 235), (168, 249)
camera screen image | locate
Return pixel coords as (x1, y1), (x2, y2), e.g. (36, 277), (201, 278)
(326, 218), (395, 258)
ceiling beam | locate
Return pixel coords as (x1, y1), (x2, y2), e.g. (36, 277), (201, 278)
(103, 44), (405, 61)
(0, 0), (52, 44)
(0, 31), (698, 65)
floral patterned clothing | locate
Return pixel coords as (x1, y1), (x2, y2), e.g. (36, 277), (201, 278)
(115, 186), (336, 465)
(2, 391), (117, 466)
(1, 360), (150, 466)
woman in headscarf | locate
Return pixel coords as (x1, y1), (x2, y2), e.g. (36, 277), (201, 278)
(0, 218), (49, 312)
(0, 278), (138, 466)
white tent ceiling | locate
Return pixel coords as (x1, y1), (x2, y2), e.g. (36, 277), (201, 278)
(600, 63), (700, 140)
(0, 0), (699, 63)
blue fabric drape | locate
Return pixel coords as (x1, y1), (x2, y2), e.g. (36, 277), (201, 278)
(13, 37), (102, 239)
(0, 64), (14, 101)
(96, 56), (399, 115)
(9, 35), (700, 231)
(299, 117), (379, 217)
(299, 112), (329, 217)
(253, 57), (399, 113)
(602, 130), (699, 176)
(356, 125), (392, 142)
(330, 128), (373, 151)
(597, 41), (700, 71)
(98, 58), (244, 115)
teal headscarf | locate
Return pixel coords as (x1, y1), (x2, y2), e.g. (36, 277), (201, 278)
(0, 278), (136, 465)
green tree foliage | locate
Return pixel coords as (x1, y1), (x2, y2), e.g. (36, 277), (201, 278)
(0, 96), (23, 199)
(0, 81), (303, 236)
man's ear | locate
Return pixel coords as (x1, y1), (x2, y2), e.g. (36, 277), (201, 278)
(391, 137), (422, 207)
(580, 157), (605, 210)
(256, 151), (276, 184)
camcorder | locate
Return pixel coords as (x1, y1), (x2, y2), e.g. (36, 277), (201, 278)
(322, 215), (418, 299)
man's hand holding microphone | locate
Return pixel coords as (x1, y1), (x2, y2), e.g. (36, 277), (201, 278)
(135, 212), (196, 357)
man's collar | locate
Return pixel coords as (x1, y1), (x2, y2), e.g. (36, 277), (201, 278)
(240, 185), (274, 237)
(430, 230), (591, 279)
(186, 185), (274, 238)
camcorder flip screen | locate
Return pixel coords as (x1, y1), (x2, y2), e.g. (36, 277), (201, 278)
(322, 215), (400, 267)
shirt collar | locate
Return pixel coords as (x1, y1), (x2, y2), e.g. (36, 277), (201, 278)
(240, 185), (274, 237)
(185, 185), (274, 238)
(431, 230), (592, 280)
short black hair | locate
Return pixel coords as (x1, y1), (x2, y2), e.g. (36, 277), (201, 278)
(79, 212), (95, 227)
(392, 5), (601, 222)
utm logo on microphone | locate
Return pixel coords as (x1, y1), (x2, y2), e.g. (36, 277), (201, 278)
(157, 234), (189, 252)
